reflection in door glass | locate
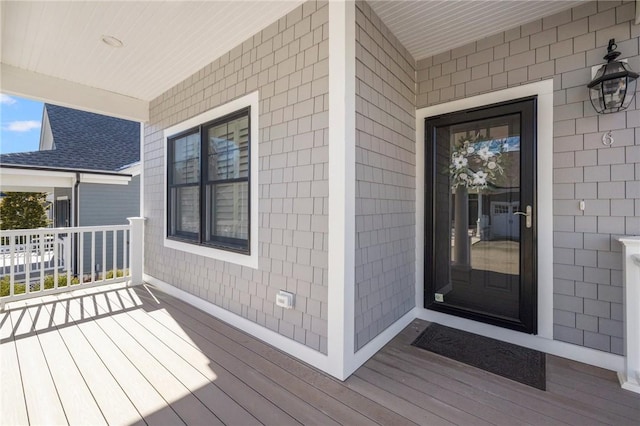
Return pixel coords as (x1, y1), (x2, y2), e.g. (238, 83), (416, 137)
(439, 114), (522, 319)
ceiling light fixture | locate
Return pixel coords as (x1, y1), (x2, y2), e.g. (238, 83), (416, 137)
(101, 35), (124, 48)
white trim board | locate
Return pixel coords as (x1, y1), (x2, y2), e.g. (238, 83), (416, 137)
(144, 274), (330, 371)
(327, 0), (356, 380)
(0, 167), (132, 191)
(415, 309), (624, 372)
(162, 91), (259, 269)
(348, 308), (417, 376)
(1, 63), (149, 122)
(415, 81), (555, 346)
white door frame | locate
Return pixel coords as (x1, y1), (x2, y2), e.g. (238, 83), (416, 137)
(416, 80), (554, 342)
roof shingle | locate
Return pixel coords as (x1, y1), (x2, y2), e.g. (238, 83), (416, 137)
(0, 104), (139, 171)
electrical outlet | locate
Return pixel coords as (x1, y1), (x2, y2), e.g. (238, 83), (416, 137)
(276, 290), (294, 309)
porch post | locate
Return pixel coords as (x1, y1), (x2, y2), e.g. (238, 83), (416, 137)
(327, 0), (356, 380)
(128, 217), (146, 286)
(617, 236), (640, 394)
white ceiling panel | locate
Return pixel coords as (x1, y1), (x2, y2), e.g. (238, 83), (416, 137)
(1, 1), (304, 102)
(369, 0), (584, 61)
(2, 0), (585, 110)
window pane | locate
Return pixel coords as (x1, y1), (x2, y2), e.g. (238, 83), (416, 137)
(172, 133), (200, 184)
(207, 114), (249, 180)
(170, 186), (200, 237)
(207, 182), (248, 242)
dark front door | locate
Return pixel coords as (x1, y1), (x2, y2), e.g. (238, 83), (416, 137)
(424, 97), (537, 334)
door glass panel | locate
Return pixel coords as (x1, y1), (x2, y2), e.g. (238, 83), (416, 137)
(434, 114), (522, 321)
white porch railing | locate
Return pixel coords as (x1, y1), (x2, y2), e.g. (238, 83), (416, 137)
(0, 217), (144, 308)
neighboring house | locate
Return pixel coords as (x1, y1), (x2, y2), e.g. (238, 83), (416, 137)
(1, 0), (639, 390)
(0, 104), (141, 272)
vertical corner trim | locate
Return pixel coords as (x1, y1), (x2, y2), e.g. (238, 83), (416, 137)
(327, 0), (357, 380)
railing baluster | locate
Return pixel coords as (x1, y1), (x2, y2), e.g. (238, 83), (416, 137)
(123, 229), (128, 277)
(25, 234), (31, 294)
(79, 230), (84, 286)
(53, 230), (59, 290)
(9, 236), (15, 297)
(91, 231), (95, 285)
(40, 231), (45, 292)
(112, 230), (117, 280)
(66, 233), (71, 287)
(102, 230), (106, 282)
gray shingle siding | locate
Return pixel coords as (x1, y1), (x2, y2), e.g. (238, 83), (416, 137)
(78, 177), (140, 227)
(144, 1), (329, 353)
(415, 0), (639, 355)
(354, 1), (416, 351)
(78, 176), (140, 273)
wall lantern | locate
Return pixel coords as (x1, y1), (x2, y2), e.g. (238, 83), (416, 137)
(587, 39), (638, 114)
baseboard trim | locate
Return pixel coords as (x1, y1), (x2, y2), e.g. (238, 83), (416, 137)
(618, 372), (640, 394)
(144, 274), (330, 373)
(416, 308), (624, 372)
(345, 308), (418, 377)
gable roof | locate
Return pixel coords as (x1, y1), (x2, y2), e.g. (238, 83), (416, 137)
(0, 104), (139, 172)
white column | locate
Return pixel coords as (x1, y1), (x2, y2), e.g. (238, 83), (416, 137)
(128, 217), (146, 286)
(327, 0), (356, 380)
(617, 236), (640, 394)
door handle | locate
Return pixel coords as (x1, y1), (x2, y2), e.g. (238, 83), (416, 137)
(513, 205), (532, 228)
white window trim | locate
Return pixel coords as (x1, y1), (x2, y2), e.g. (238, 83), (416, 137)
(415, 80), (554, 340)
(163, 91), (259, 269)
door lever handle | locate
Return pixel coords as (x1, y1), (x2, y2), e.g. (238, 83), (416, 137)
(513, 205), (532, 228)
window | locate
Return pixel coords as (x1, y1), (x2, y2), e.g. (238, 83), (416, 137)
(167, 108), (251, 253)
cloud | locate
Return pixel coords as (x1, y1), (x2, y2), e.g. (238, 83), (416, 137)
(0, 94), (17, 105)
(5, 120), (41, 132)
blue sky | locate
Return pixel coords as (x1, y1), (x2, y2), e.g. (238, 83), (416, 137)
(0, 94), (44, 154)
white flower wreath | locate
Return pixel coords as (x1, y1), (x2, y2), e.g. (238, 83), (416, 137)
(449, 133), (506, 190)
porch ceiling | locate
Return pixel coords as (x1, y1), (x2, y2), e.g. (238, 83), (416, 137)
(369, 0), (584, 61)
(1, 1), (584, 120)
(0, 1), (303, 119)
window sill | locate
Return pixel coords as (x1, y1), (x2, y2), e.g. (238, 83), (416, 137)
(164, 237), (258, 269)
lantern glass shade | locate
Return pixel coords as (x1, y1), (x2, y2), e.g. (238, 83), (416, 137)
(588, 60), (638, 114)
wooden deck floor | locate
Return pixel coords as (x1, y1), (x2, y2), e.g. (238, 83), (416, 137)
(1, 283), (638, 425)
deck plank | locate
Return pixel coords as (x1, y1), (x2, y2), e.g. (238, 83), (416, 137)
(108, 289), (262, 426)
(59, 293), (185, 426)
(356, 365), (493, 425)
(385, 343), (591, 425)
(74, 291), (225, 426)
(130, 291), (339, 426)
(388, 326), (635, 426)
(365, 357), (531, 426)
(40, 295), (145, 425)
(9, 305), (68, 426)
(345, 374), (455, 426)
(546, 380), (640, 422)
(114, 290), (301, 425)
(372, 350), (560, 426)
(547, 359), (640, 409)
(3, 285), (639, 426)
(26, 302), (107, 425)
(0, 310), (29, 426)
(134, 286), (387, 426)
(136, 285), (417, 426)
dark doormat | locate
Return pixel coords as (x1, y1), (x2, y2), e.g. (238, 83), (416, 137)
(412, 323), (546, 390)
